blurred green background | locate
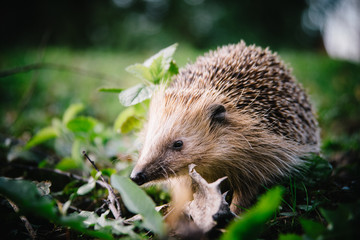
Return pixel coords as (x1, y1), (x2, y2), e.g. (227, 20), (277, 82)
(1, 0), (359, 142)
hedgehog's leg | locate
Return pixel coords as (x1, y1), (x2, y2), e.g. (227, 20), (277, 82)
(169, 176), (193, 204)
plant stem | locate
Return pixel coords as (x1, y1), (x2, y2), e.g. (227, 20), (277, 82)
(82, 151), (122, 219)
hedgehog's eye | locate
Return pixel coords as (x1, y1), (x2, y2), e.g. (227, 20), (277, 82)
(172, 140), (183, 150)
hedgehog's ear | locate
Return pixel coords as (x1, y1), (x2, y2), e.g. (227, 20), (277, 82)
(208, 104), (226, 124)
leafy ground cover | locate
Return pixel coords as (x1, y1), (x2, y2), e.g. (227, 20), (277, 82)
(0, 44), (359, 239)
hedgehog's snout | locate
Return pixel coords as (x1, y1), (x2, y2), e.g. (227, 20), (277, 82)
(130, 168), (148, 185)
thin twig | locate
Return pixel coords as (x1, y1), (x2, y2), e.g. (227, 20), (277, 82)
(8, 199), (36, 240)
(82, 151), (122, 219)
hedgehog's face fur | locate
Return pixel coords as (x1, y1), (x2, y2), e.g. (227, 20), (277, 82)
(130, 88), (236, 185)
(130, 86), (300, 188)
(130, 86), (304, 194)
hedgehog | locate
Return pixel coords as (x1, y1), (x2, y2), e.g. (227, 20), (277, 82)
(130, 41), (320, 214)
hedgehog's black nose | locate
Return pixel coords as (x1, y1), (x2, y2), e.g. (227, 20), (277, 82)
(130, 170), (148, 185)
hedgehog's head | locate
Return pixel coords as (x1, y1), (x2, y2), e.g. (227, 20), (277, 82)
(130, 87), (237, 185)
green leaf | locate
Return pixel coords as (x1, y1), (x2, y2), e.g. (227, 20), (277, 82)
(71, 139), (82, 163)
(221, 186), (284, 240)
(120, 44), (178, 106)
(118, 83), (154, 107)
(114, 107), (143, 133)
(148, 54), (164, 84)
(302, 155), (333, 185)
(126, 64), (152, 82)
(77, 172), (101, 195)
(56, 157), (82, 171)
(60, 214), (114, 240)
(300, 218), (326, 239)
(111, 174), (166, 237)
(62, 103), (84, 124)
(25, 126), (59, 149)
(101, 168), (117, 177)
(66, 116), (97, 133)
(61, 200), (72, 215)
(80, 210), (99, 227)
(278, 234), (303, 240)
(79, 210), (135, 236)
(143, 43), (178, 71)
(120, 116), (142, 134)
(162, 60), (179, 84)
(126, 43), (178, 83)
(0, 177), (113, 239)
(98, 88), (124, 93)
(167, 60), (179, 76)
(77, 178), (96, 196)
(114, 107), (135, 132)
(55, 139), (83, 171)
(0, 177), (57, 219)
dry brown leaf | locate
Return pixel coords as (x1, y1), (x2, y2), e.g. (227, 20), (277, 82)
(186, 164), (235, 233)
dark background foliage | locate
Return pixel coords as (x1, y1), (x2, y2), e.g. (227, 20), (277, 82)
(1, 0), (325, 50)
